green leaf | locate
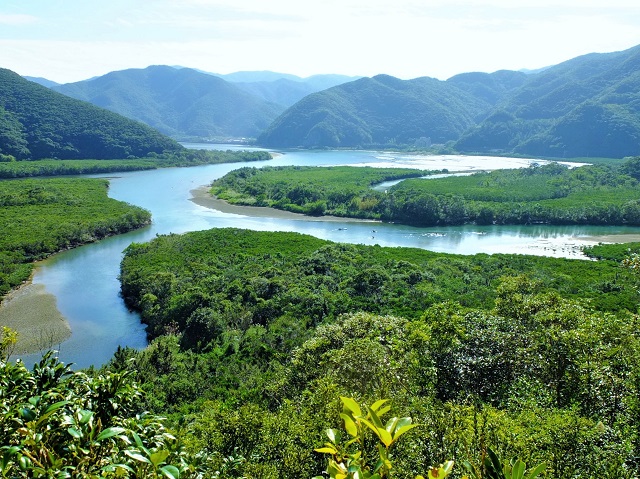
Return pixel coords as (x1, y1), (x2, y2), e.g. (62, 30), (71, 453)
(392, 424), (419, 442)
(20, 407), (36, 422)
(79, 410), (93, 426)
(67, 427), (83, 439)
(315, 446), (338, 455)
(43, 400), (70, 415)
(367, 407), (384, 429)
(325, 428), (340, 444)
(370, 399), (389, 412)
(340, 413), (358, 437)
(95, 427), (126, 442)
(360, 418), (393, 447)
(124, 450), (152, 464)
(395, 416), (412, 430)
(511, 459), (525, 479)
(385, 417), (399, 434)
(340, 396), (362, 417)
(525, 463), (546, 479)
(160, 464), (180, 479)
(377, 405), (392, 417)
(150, 449), (170, 467)
(18, 455), (32, 471)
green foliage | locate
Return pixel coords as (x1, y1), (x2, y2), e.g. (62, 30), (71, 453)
(0, 327), (18, 361)
(0, 178), (151, 296)
(0, 351), (201, 478)
(314, 397), (453, 479)
(0, 149), (271, 178)
(210, 159), (640, 226)
(463, 447), (545, 479)
(113, 228), (640, 477)
(210, 166), (431, 218)
(0, 68), (183, 160)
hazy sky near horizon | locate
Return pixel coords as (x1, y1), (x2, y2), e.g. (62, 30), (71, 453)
(1, 0), (639, 84)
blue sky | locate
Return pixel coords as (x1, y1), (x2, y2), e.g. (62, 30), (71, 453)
(1, 0), (640, 83)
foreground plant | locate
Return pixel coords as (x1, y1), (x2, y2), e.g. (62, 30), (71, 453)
(0, 351), (202, 478)
(462, 447), (546, 479)
(313, 397), (453, 479)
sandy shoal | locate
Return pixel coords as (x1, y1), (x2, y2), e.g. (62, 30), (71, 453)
(0, 282), (71, 355)
(577, 234), (640, 244)
(190, 186), (377, 223)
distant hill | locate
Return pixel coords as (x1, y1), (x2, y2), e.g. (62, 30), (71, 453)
(175, 68), (361, 108)
(257, 73), (522, 148)
(53, 66), (283, 139)
(24, 76), (60, 88)
(233, 74), (362, 108)
(0, 68), (181, 160)
(456, 45), (640, 158)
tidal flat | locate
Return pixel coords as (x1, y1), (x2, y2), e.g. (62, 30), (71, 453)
(0, 281), (71, 355)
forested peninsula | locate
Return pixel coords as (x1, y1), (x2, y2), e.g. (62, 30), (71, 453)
(0, 178), (151, 297)
(210, 158), (640, 226)
(109, 227), (640, 478)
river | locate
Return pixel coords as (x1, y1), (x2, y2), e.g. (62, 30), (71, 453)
(14, 146), (640, 368)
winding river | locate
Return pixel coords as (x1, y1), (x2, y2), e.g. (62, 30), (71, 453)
(14, 146), (640, 368)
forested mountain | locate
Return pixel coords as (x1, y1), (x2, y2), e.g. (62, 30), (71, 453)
(53, 65), (283, 139)
(0, 68), (180, 160)
(257, 44), (640, 157)
(456, 45), (640, 158)
(257, 74), (502, 148)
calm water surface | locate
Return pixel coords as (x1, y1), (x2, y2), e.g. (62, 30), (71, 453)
(18, 147), (640, 367)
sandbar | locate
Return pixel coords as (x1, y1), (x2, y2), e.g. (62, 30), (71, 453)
(578, 234), (640, 244)
(0, 281), (71, 356)
(190, 186), (377, 223)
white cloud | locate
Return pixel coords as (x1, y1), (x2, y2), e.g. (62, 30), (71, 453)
(1, 0), (639, 82)
(0, 13), (38, 25)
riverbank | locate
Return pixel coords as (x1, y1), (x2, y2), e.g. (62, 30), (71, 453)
(190, 186), (378, 222)
(0, 280), (71, 356)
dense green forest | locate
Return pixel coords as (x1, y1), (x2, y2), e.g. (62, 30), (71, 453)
(210, 158), (640, 226)
(0, 149), (271, 178)
(0, 178), (151, 296)
(0, 68), (181, 160)
(257, 74), (496, 148)
(100, 227), (640, 478)
(457, 45), (640, 158)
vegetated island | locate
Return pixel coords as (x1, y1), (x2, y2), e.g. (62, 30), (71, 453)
(113, 227), (640, 478)
(209, 157), (640, 226)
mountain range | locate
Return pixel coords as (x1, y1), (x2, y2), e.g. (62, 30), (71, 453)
(14, 43), (640, 158)
(51, 67), (359, 140)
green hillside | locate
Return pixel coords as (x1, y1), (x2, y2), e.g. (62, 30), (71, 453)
(257, 74), (493, 148)
(0, 68), (181, 160)
(53, 66), (283, 139)
(457, 45), (640, 158)
(256, 44), (640, 157)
